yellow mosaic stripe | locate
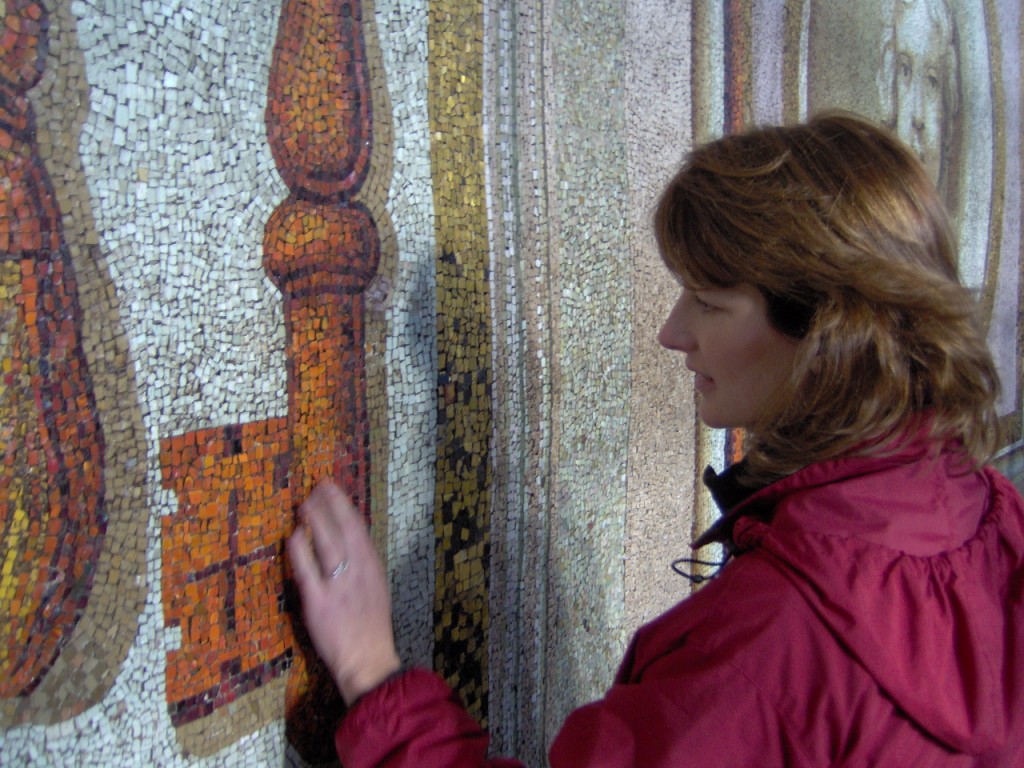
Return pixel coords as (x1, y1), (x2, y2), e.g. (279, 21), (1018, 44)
(427, 0), (492, 723)
(0, 262), (38, 675)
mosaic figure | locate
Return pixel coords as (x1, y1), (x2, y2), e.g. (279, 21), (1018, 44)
(0, 0), (107, 698)
(877, 0), (961, 217)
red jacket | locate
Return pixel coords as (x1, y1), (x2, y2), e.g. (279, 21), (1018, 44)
(336, 440), (1024, 766)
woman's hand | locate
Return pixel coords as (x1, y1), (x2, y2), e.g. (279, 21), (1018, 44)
(286, 479), (401, 706)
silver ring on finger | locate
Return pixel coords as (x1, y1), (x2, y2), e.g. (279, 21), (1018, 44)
(330, 559), (349, 579)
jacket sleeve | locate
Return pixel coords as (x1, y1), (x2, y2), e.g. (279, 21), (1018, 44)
(334, 668), (523, 768)
(335, 653), (813, 768)
(337, 557), (820, 768)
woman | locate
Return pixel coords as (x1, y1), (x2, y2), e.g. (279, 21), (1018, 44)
(287, 112), (1024, 766)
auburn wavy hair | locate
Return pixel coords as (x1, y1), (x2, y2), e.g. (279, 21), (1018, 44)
(654, 111), (1000, 482)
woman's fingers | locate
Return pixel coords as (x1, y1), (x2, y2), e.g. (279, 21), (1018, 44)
(285, 523), (318, 587)
(324, 480), (368, 541)
(304, 480), (377, 576)
(286, 478), (400, 705)
(302, 486), (349, 579)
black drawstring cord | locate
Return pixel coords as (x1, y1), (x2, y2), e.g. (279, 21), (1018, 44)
(671, 553), (731, 584)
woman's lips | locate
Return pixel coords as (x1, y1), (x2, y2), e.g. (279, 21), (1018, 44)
(693, 371), (714, 393)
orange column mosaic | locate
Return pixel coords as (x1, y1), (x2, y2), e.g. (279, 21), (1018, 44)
(0, 0), (107, 698)
(267, 0), (379, 755)
(723, 0), (751, 132)
(159, 0), (378, 761)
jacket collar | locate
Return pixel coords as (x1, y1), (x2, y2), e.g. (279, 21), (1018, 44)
(695, 461), (766, 550)
(694, 426), (952, 551)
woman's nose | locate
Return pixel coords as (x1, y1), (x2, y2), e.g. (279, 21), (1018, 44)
(658, 295), (695, 352)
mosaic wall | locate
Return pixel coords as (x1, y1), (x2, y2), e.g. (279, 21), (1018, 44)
(1, 1), (1021, 766)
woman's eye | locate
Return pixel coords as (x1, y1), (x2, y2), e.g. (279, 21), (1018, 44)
(694, 296), (714, 312)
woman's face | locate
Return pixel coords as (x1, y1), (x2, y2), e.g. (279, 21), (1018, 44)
(658, 283), (800, 430)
